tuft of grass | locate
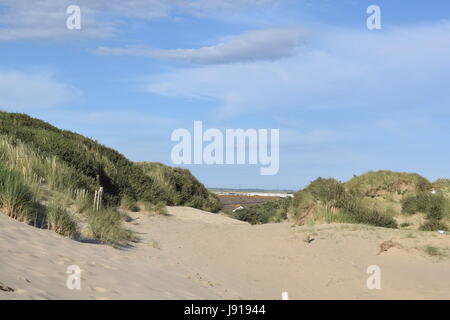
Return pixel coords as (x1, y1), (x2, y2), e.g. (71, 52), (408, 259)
(141, 201), (155, 212)
(120, 195), (140, 212)
(424, 245), (448, 258)
(154, 201), (168, 215)
(86, 208), (135, 247)
(46, 202), (78, 238)
(0, 163), (37, 223)
(73, 189), (91, 213)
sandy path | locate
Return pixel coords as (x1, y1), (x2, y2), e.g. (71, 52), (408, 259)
(1, 206), (449, 299)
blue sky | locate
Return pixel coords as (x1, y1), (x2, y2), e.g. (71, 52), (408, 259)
(1, 0), (450, 190)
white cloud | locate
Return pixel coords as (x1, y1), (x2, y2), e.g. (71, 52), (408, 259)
(96, 27), (307, 64)
(0, 0), (283, 41)
(142, 21), (450, 118)
(0, 70), (79, 110)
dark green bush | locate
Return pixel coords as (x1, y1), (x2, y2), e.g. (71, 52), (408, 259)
(420, 220), (448, 231)
(305, 178), (346, 203)
(337, 193), (398, 228)
(232, 197), (292, 225)
(427, 196), (447, 221)
(401, 195), (419, 215)
(401, 192), (449, 227)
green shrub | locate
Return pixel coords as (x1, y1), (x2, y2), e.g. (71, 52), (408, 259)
(427, 196), (448, 221)
(420, 220), (448, 231)
(401, 195), (419, 215)
(0, 163), (37, 223)
(305, 178), (345, 203)
(402, 192), (449, 230)
(46, 202), (78, 238)
(337, 194), (398, 228)
(402, 192), (449, 217)
(232, 197), (292, 225)
(87, 208), (135, 246)
(346, 170), (431, 197)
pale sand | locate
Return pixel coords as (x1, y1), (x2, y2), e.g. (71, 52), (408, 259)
(1, 206), (449, 300)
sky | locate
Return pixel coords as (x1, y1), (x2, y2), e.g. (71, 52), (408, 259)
(1, 0), (450, 190)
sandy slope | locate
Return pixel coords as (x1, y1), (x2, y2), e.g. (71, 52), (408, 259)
(1, 206), (449, 300)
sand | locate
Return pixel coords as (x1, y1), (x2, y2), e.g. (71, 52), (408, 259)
(1, 206), (449, 300)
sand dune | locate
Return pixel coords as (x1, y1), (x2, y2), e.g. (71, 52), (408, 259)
(1, 207), (449, 300)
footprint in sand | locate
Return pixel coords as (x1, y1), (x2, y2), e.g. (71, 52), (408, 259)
(90, 286), (109, 293)
(17, 276), (31, 283)
(52, 257), (74, 265)
(101, 264), (117, 270)
(0, 282), (15, 292)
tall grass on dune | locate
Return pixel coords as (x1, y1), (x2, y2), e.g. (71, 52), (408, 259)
(86, 208), (135, 247)
(120, 195), (140, 212)
(46, 202), (78, 238)
(136, 162), (223, 212)
(72, 188), (91, 213)
(0, 112), (220, 211)
(154, 201), (168, 215)
(0, 136), (96, 196)
(0, 163), (37, 223)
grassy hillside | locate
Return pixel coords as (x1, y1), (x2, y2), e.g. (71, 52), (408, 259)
(345, 170), (431, 197)
(136, 162), (222, 212)
(0, 111), (221, 246)
(230, 171), (449, 231)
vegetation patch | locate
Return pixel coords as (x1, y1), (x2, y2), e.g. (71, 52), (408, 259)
(0, 162), (37, 223)
(0, 112), (219, 211)
(231, 197), (292, 225)
(86, 208), (135, 247)
(46, 202), (78, 238)
(291, 178), (398, 228)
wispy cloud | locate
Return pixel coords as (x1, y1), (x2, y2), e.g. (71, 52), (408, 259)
(96, 27), (307, 64)
(0, 0), (283, 41)
(142, 21), (450, 118)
